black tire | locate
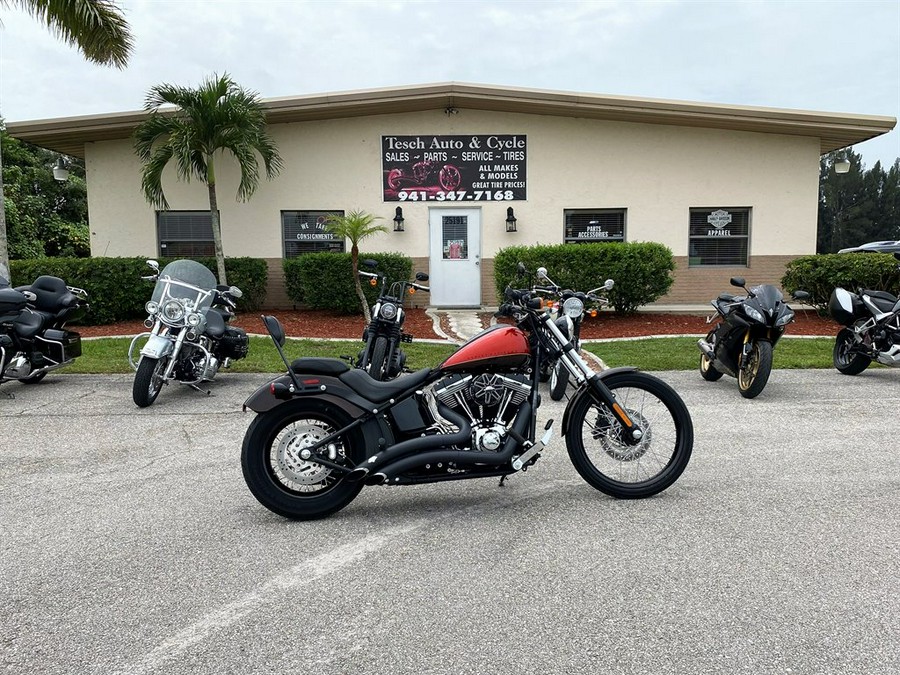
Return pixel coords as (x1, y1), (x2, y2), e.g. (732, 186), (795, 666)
(21, 371), (47, 384)
(538, 362), (551, 383)
(549, 361), (569, 400)
(241, 399), (366, 520)
(566, 371), (693, 499)
(133, 356), (167, 408)
(833, 328), (871, 375)
(367, 336), (389, 381)
(737, 340), (773, 399)
(699, 331), (723, 382)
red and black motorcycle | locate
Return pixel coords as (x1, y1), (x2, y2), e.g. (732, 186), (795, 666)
(386, 160), (462, 192)
(240, 264), (694, 520)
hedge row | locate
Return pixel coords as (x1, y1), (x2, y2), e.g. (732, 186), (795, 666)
(494, 242), (675, 315)
(781, 253), (900, 314)
(9, 256), (268, 324)
(283, 252), (413, 314)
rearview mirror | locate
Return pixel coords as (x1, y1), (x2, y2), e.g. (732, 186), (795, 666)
(536, 266), (548, 280)
(603, 279), (614, 291)
(516, 262), (527, 276)
(229, 286), (243, 299)
(792, 290), (810, 301)
(362, 259), (378, 269)
(146, 259), (159, 271)
(730, 277), (746, 288)
(415, 272), (429, 282)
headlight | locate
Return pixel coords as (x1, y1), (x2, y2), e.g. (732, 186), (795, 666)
(775, 308), (794, 326)
(744, 305), (765, 323)
(562, 297), (584, 318)
(379, 302), (398, 320)
(186, 312), (202, 327)
(162, 299), (185, 322)
(145, 301), (159, 315)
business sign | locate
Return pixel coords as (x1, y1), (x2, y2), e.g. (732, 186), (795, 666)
(382, 135), (526, 202)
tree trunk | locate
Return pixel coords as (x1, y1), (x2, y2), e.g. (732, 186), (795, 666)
(351, 244), (371, 323)
(0, 140), (10, 283)
(207, 180), (227, 286)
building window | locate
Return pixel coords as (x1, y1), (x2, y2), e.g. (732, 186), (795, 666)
(282, 211), (346, 258)
(688, 207), (750, 266)
(157, 211), (215, 257)
(564, 209), (626, 243)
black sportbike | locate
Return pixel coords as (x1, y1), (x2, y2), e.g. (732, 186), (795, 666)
(698, 277), (809, 398)
(829, 253), (900, 374)
(355, 259), (429, 381)
(0, 273), (88, 386)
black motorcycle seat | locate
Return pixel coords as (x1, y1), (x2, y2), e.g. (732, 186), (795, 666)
(12, 310), (43, 339)
(20, 276), (77, 314)
(339, 367), (433, 404)
(863, 289), (898, 304)
(291, 357), (351, 376)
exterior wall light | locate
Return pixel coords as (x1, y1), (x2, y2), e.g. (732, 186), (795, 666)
(834, 159), (851, 174)
(505, 207), (517, 232)
(52, 157), (69, 181)
(393, 206), (405, 231)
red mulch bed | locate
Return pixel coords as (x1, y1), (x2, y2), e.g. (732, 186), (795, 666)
(77, 308), (835, 339)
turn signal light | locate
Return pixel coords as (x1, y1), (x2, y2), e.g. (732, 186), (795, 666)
(370, 279), (377, 286)
(590, 309), (598, 318)
(408, 288), (416, 295)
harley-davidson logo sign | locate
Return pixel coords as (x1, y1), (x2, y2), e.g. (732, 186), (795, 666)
(707, 209), (733, 229)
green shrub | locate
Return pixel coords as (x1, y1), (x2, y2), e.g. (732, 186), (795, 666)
(9, 256), (268, 324)
(284, 252), (413, 314)
(494, 242), (675, 315)
(781, 253), (900, 314)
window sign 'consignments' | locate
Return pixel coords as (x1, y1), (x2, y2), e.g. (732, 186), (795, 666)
(383, 135), (526, 202)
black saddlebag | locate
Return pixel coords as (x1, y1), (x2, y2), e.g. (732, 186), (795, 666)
(217, 327), (249, 360)
(35, 329), (82, 363)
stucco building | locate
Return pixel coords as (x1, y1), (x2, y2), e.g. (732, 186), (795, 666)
(8, 82), (895, 308)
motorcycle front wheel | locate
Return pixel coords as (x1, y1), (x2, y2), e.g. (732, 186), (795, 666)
(241, 399), (366, 520)
(833, 328), (871, 375)
(367, 336), (389, 381)
(566, 371), (693, 499)
(737, 339), (772, 399)
(549, 361), (569, 400)
(133, 356), (167, 407)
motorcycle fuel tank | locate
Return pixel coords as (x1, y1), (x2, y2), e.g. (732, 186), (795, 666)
(440, 325), (530, 371)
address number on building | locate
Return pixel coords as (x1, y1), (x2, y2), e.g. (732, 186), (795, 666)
(398, 190), (516, 202)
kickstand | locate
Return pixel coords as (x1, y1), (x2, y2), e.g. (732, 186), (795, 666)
(188, 383), (212, 396)
(498, 475), (508, 488)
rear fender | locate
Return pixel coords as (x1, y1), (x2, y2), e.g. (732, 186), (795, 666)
(243, 373), (374, 416)
(561, 366), (638, 435)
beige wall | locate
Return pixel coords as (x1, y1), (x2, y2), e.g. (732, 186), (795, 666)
(84, 109), (820, 305)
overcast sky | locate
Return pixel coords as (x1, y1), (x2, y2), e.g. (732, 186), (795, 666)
(1, 0), (898, 168)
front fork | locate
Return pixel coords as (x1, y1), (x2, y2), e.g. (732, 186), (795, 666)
(540, 313), (642, 443)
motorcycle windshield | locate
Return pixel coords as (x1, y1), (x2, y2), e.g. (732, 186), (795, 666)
(151, 260), (217, 311)
(751, 284), (783, 309)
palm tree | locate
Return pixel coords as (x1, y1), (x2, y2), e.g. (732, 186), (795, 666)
(324, 210), (388, 322)
(133, 73), (282, 285)
(0, 0), (133, 281)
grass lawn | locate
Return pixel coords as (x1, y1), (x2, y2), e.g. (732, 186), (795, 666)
(68, 335), (838, 374)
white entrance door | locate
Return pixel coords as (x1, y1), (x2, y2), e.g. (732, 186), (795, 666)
(429, 208), (481, 307)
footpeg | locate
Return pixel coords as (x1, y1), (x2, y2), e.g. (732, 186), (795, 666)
(512, 420), (554, 471)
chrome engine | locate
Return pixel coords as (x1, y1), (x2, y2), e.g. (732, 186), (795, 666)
(430, 373), (532, 452)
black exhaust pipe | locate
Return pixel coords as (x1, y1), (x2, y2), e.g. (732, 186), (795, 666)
(346, 403), (472, 482)
(371, 401), (533, 484)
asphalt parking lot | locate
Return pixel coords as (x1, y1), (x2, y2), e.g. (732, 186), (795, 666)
(1, 369), (899, 675)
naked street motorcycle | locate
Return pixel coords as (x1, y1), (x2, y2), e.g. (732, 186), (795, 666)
(241, 264), (694, 520)
(0, 274), (88, 386)
(356, 259), (430, 381)
(698, 277), (809, 398)
(533, 266), (613, 401)
(128, 259), (249, 407)
(829, 253), (900, 374)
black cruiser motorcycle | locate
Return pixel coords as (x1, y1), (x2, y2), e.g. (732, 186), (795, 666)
(829, 253), (900, 374)
(240, 263), (694, 521)
(533, 266), (614, 401)
(355, 259), (430, 381)
(128, 259), (249, 407)
(697, 277), (809, 398)
(0, 274), (88, 386)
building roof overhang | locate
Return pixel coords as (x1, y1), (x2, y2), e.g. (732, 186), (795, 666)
(6, 81), (896, 159)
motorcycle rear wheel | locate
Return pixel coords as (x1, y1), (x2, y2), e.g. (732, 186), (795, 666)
(566, 371), (693, 499)
(699, 331), (723, 382)
(241, 400), (366, 520)
(833, 328), (871, 375)
(737, 340), (772, 399)
(133, 356), (167, 407)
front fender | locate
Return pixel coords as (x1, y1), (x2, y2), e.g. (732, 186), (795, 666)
(561, 366), (638, 435)
(140, 334), (175, 359)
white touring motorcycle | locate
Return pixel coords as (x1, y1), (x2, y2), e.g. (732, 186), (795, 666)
(128, 259), (249, 407)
